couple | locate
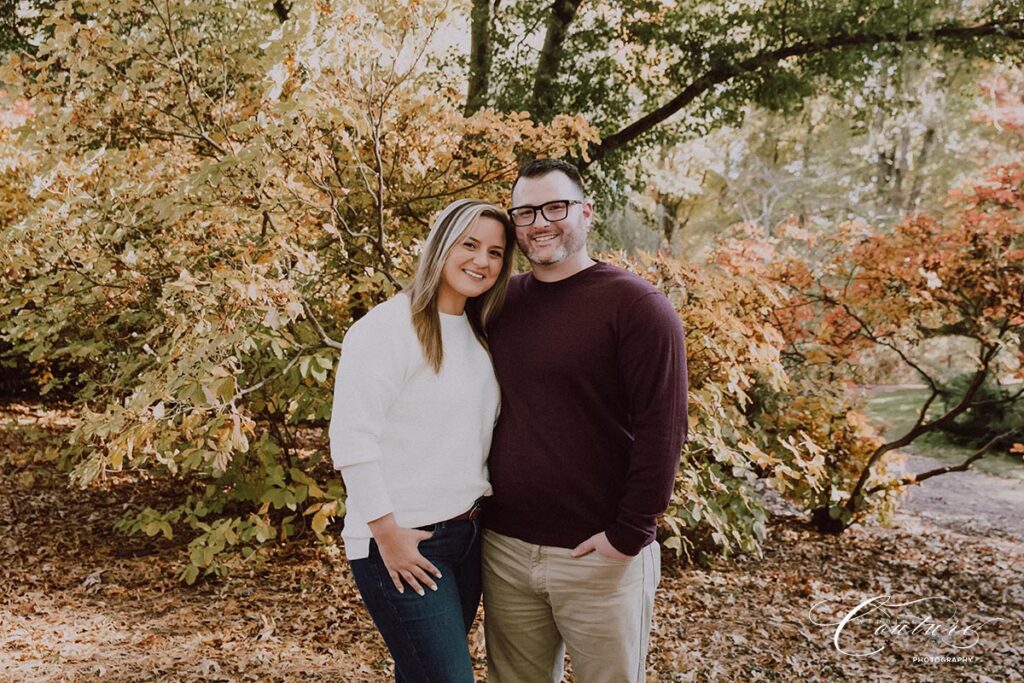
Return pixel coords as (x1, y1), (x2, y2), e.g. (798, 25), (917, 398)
(329, 158), (689, 682)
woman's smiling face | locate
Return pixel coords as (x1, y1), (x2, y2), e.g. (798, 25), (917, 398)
(436, 215), (507, 313)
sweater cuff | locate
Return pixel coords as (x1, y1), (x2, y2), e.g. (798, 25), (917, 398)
(340, 461), (394, 523)
(604, 522), (655, 557)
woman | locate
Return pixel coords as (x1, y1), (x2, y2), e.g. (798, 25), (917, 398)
(329, 199), (514, 682)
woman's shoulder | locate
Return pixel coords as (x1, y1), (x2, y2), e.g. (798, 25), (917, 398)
(344, 293), (414, 342)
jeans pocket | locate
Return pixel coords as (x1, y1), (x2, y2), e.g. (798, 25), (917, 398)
(419, 521), (479, 565)
(455, 520), (481, 564)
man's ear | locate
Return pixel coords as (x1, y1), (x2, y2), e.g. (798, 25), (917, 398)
(581, 198), (594, 223)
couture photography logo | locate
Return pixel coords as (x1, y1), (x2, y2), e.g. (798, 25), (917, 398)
(807, 594), (1003, 662)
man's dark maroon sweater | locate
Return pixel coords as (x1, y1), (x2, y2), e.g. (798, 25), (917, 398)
(483, 262), (688, 556)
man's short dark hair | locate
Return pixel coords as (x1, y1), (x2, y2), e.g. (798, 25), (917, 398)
(513, 158), (586, 196)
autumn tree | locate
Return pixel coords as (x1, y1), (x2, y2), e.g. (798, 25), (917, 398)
(0, 0), (596, 581)
(764, 161), (1023, 532)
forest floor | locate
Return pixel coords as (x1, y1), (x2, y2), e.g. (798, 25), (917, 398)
(1, 403), (1022, 682)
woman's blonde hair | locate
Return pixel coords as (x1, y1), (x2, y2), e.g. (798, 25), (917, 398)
(407, 199), (515, 372)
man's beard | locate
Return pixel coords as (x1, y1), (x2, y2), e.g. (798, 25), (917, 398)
(517, 226), (587, 266)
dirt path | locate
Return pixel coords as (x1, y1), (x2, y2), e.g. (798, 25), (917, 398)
(898, 454), (1024, 539)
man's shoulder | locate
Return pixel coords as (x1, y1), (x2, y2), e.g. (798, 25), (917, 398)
(588, 264), (683, 333)
(585, 262), (664, 306)
(592, 262), (659, 290)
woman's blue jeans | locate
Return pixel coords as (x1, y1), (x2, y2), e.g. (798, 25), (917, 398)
(349, 519), (481, 683)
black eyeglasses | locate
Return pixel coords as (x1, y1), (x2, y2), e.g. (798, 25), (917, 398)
(507, 200), (583, 227)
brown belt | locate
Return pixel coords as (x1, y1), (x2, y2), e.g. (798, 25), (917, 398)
(447, 499), (484, 522)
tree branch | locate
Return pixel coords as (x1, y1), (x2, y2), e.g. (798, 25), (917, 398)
(589, 19), (1024, 164)
(237, 346), (307, 398)
(867, 424), (1023, 494)
(302, 301), (343, 351)
(970, 383), (1024, 407)
(815, 288), (942, 394)
(844, 345), (1001, 515)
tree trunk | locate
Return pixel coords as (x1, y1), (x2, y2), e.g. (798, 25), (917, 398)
(810, 506), (847, 534)
(907, 126), (936, 211)
(465, 0), (493, 115)
(891, 125), (911, 212)
(528, 0), (583, 123)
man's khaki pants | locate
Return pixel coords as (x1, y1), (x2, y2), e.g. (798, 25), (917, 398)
(482, 529), (660, 683)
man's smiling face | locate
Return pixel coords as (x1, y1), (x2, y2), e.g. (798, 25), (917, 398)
(510, 171), (592, 268)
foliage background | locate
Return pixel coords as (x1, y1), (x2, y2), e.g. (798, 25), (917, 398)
(1, 0), (1021, 582)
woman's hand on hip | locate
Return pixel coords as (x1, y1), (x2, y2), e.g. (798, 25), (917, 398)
(368, 514), (442, 596)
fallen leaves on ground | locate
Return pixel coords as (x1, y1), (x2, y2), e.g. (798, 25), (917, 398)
(1, 405), (1020, 682)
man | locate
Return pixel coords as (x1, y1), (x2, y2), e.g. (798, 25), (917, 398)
(481, 158), (689, 682)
